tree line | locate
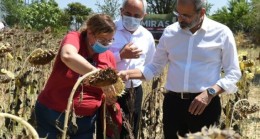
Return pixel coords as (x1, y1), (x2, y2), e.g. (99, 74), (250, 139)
(0, 0), (259, 43)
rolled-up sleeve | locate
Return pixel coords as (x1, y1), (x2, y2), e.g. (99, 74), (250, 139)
(140, 66), (154, 80)
(216, 28), (241, 93)
(140, 33), (169, 81)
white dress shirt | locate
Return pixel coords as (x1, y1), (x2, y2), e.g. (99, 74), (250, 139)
(109, 18), (156, 88)
(141, 16), (241, 93)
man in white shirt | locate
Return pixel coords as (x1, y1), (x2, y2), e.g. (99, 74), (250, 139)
(109, 0), (156, 138)
(118, 0), (241, 138)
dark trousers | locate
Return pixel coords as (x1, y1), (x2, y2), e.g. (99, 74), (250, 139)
(35, 101), (96, 139)
(163, 92), (221, 139)
(118, 85), (143, 139)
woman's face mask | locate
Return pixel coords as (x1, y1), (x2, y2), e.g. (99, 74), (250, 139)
(92, 41), (110, 53)
(122, 15), (142, 32)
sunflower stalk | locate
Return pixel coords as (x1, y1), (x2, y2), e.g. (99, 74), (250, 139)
(61, 70), (99, 139)
(0, 113), (39, 139)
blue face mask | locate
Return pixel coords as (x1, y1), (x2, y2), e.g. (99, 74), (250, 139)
(92, 41), (109, 53)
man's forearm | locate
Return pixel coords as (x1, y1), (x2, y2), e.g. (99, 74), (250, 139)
(127, 69), (145, 80)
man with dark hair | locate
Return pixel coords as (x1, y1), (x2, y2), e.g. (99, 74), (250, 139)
(118, 0), (241, 138)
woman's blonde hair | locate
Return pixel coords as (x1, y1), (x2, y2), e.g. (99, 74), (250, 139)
(78, 14), (115, 36)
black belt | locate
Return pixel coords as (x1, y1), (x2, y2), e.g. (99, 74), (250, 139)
(166, 91), (201, 99)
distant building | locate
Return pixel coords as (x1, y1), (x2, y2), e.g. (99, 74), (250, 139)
(0, 21), (4, 30)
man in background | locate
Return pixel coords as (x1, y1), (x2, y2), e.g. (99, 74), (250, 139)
(109, 0), (156, 138)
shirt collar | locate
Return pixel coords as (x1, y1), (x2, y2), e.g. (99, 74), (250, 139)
(200, 15), (209, 31)
(117, 17), (125, 31)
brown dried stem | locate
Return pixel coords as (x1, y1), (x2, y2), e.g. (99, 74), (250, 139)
(61, 70), (99, 139)
(0, 113), (39, 139)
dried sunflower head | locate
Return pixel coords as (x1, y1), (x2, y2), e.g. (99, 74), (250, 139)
(87, 68), (118, 87)
(243, 59), (254, 67)
(28, 48), (56, 65)
(0, 74), (12, 83)
(247, 104), (260, 114)
(85, 68), (125, 97)
(182, 126), (240, 139)
(238, 104), (260, 115)
(0, 42), (12, 54)
(102, 77), (125, 98)
(43, 26), (51, 34)
(0, 68), (15, 83)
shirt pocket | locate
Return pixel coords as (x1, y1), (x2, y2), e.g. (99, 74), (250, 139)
(196, 43), (222, 61)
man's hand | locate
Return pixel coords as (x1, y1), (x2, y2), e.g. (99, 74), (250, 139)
(120, 42), (142, 59)
(117, 70), (129, 81)
(188, 91), (214, 115)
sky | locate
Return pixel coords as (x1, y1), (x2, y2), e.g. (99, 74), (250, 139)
(55, 0), (103, 11)
(208, 0), (228, 14)
(56, 0), (228, 14)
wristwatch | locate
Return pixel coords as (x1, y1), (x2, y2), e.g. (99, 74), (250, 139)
(207, 88), (217, 97)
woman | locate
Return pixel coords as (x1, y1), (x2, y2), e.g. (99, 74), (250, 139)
(35, 14), (121, 139)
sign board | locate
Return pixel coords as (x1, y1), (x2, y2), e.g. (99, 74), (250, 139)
(141, 14), (177, 40)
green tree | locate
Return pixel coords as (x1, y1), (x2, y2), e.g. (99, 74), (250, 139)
(211, 0), (253, 33)
(95, 0), (121, 19)
(147, 0), (212, 15)
(147, 0), (176, 14)
(58, 10), (71, 28)
(0, 1), (6, 20)
(64, 2), (92, 30)
(22, 0), (62, 30)
(250, 0), (260, 43)
(0, 0), (25, 26)
(205, 2), (213, 16)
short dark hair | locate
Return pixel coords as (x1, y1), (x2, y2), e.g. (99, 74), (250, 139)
(194, 0), (207, 11)
(176, 0), (207, 12)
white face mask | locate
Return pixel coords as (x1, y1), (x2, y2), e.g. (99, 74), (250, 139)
(122, 15), (142, 32)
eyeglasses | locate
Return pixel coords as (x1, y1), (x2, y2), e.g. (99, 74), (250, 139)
(96, 38), (114, 46)
(173, 11), (196, 20)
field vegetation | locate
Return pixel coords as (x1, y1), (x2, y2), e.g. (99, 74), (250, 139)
(0, 0), (259, 138)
